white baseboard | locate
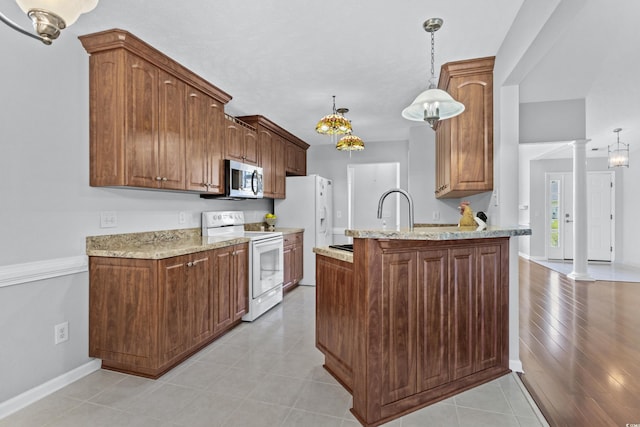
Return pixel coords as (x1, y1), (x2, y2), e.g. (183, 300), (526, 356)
(0, 256), (88, 289)
(0, 359), (101, 420)
(509, 359), (523, 373)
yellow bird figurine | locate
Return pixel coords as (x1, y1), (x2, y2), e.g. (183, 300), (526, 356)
(458, 201), (476, 227)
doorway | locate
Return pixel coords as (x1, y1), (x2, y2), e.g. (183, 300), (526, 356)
(545, 171), (614, 261)
(347, 163), (400, 233)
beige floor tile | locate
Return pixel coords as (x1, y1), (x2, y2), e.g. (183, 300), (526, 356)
(282, 408), (345, 427)
(56, 370), (125, 401)
(247, 374), (307, 407)
(293, 381), (351, 418)
(456, 406), (521, 427)
(221, 399), (290, 427)
(89, 374), (158, 410)
(171, 390), (244, 427)
(401, 402), (459, 427)
(454, 380), (514, 414)
(0, 393), (80, 427)
(125, 383), (201, 421)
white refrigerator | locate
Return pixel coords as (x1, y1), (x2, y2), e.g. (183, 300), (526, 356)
(274, 175), (333, 286)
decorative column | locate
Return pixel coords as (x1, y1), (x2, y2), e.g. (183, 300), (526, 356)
(568, 139), (594, 281)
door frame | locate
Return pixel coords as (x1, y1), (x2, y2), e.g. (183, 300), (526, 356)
(544, 171), (615, 262)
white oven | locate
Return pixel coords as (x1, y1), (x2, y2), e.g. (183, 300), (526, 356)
(202, 211), (284, 322)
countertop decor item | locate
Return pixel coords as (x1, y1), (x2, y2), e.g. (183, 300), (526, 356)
(401, 17), (465, 129)
(1, 0), (98, 44)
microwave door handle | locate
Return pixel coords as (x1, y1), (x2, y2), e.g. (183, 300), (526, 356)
(251, 170), (258, 195)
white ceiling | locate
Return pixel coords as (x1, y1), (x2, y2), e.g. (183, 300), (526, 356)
(4, 0), (639, 156)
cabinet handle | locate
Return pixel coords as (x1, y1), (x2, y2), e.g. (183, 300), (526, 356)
(155, 176), (162, 181)
(189, 93), (198, 98)
(162, 177), (167, 181)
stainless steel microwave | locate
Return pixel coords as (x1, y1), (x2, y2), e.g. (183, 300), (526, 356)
(225, 159), (263, 199)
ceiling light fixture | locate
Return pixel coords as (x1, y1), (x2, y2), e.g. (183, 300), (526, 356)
(401, 18), (465, 129)
(0, 0), (98, 45)
(608, 128), (629, 168)
(315, 95), (352, 136)
(337, 134), (365, 152)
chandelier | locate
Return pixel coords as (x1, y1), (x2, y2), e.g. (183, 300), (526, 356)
(315, 96), (352, 135)
(401, 18), (465, 129)
(608, 128), (629, 168)
(0, 0), (98, 45)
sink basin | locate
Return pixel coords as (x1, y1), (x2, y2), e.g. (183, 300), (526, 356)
(329, 244), (354, 252)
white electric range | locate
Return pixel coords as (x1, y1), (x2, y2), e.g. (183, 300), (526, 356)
(202, 211), (284, 321)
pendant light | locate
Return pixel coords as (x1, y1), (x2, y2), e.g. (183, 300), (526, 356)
(608, 128), (630, 168)
(0, 0), (98, 45)
(315, 96), (352, 136)
(401, 18), (465, 129)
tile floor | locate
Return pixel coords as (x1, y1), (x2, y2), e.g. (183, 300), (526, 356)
(0, 287), (547, 427)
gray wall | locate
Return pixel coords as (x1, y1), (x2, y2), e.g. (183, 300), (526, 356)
(307, 125), (493, 241)
(0, 33), (272, 405)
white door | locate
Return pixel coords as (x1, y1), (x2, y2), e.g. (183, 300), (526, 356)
(546, 171), (613, 261)
(348, 163), (400, 232)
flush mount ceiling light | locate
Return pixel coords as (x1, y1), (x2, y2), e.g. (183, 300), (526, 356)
(0, 0), (98, 45)
(401, 18), (465, 129)
(608, 128), (630, 168)
(315, 95), (352, 136)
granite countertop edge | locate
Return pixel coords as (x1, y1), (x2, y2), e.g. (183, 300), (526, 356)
(313, 247), (354, 263)
(86, 228), (250, 260)
(345, 226), (532, 240)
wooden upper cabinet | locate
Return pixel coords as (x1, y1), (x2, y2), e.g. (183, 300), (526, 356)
(286, 141), (307, 176)
(224, 116), (259, 166)
(79, 29), (232, 192)
(185, 88), (225, 194)
(435, 56), (494, 199)
(236, 115), (308, 198)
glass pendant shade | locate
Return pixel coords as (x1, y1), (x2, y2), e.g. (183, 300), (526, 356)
(316, 113), (352, 135)
(401, 87), (465, 128)
(17, 0), (98, 26)
(608, 128), (629, 168)
(336, 134), (365, 151)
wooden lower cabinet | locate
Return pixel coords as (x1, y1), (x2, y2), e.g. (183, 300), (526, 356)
(316, 238), (509, 426)
(89, 243), (248, 378)
(316, 255), (356, 391)
(283, 232), (303, 292)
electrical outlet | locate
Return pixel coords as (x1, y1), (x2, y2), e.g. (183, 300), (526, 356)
(432, 211), (440, 220)
(336, 210), (342, 219)
(179, 211), (187, 224)
(100, 211), (117, 228)
(54, 321), (69, 344)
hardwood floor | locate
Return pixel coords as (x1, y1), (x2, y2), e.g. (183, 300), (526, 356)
(518, 257), (640, 427)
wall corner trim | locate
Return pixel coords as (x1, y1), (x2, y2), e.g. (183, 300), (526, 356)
(0, 359), (101, 420)
(0, 256), (88, 289)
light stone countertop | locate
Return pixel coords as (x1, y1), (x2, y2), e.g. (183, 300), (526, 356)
(313, 247), (353, 263)
(86, 228), (249, 260)
(275, 227), (304, 235)
(345, 225), (531, 240)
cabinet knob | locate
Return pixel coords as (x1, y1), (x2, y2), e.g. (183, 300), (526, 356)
(155, 176), (162, 181)
(162, 177), (168, 181)
(187, 261), (193, 267)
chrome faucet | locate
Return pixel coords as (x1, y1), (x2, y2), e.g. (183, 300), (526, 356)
(377, 188), (414, 231)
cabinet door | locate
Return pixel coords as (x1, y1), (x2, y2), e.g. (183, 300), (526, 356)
(449, 73), (493, 193)
(417, 249), (450, 391)
(243, 127), (259, 165)
(225, 120), (244, 162)
(450, 247), (475, 380)
(475, 244), (501, 371)
(157, 70), (185, 190)
(125, 56), (159, 188)
(282, 242), (294, 291)
(315, 255), (356, 389)
(212, 246), (234, 334)
(286, 143), (307, 176)
(381, 251), (417, 405)
(233, 243), (249, 320)
(185, 88), (209, 192)
(89, 258), (157, 368)
(293, 234), (303, 283)
(190, 253), (213, 343)
(159, 256), (192, 364)
(258, 128), (274, 197)
(205, 97), (225, 193)
(274, 135), (286, 198)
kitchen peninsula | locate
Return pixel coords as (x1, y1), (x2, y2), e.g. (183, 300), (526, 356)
(314, 225), (531, 427)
